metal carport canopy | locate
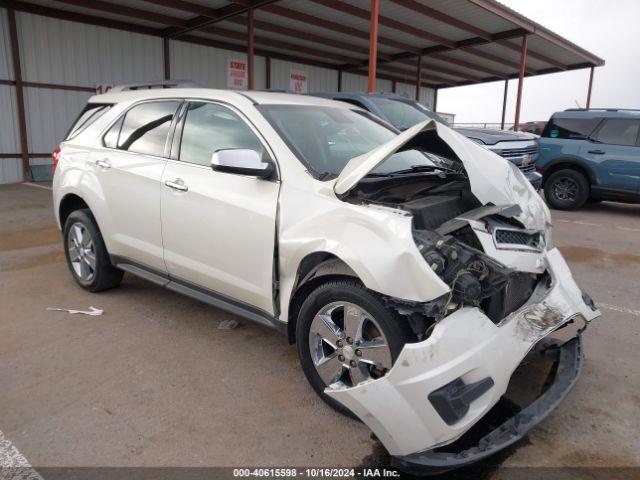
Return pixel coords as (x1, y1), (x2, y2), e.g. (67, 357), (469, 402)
(0, 0), (604, 180)
(2, 0), (604, 88)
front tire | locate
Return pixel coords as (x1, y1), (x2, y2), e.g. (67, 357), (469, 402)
(296, 279), (411, 415)
(63, 209), (123, 292)
(544, 169), (590, 210)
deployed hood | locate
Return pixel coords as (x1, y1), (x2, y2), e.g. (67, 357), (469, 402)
(334, 119), (548, 231)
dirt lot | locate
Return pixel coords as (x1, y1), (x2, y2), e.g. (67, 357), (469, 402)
(1, 182), (639, 477)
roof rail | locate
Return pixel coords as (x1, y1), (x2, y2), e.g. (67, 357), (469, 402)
(109, 80), (203, 92)
(564, 108), (640, 112)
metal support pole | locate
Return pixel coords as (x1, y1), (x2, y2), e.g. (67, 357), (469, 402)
(265, 57), (271, 90)
(586, 66), (594, 109)
(433, 88), (438, 111)
(513, 35), (528, 131)
(392, 80), (396, 93)
(163, 37), (170, 80)
(415, 54), (422, 102)
(247, 8), (254, 90)
(337, 69), (342, 92)
(7, 9), (30, 182)
(367, 0), (379, 93)
(500, 79), (508, 129)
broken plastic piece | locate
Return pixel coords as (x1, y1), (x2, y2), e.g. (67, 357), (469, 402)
(217, 319), (239, 330)
(46, 306), (103, 316)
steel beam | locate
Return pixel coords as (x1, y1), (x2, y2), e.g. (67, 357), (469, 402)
(262, 4), (420, 53)
(163, 37), (171, 80)
(389, 0), (492, 41)
(266, 56), (271, 90)
(415, 54), (422, 101)
(500, 79), (508, 129)
(7, 8), (30, 181)
(586, 66), (594, 108)
(368, 0), (379, 93)
(247, 9), (254, 90)
(308, 0), (456, 48)
(513, 36), (528, 131)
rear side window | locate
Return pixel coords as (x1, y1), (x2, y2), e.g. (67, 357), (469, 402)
(542, 117), (600, 140)
(106, 101), (180, 156)
(66, 103), (112, 140)
(591, 119), (640, 146)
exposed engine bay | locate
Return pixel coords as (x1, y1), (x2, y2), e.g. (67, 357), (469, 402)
(342, 133), (544, 335)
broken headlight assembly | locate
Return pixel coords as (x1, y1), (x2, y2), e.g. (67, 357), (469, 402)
(413, 229), (511, 315)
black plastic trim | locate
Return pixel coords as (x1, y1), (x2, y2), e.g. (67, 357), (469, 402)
(112, 256), (286, 334)
(392, 334), (584, 475)
(429, 376), (495, 426)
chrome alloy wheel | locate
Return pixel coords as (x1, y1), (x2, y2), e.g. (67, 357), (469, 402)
(308, 301), (392, 388)
(67, 222), (96, 282)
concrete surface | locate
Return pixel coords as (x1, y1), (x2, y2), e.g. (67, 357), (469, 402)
(1, 182), (639, 475)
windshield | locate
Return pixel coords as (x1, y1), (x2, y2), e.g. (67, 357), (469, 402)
(259, 105), (455, 178)
(370, 98), (448, 130)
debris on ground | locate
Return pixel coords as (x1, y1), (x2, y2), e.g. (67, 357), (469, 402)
(217, 319), (239, 330)
(46, 306), (104, 316)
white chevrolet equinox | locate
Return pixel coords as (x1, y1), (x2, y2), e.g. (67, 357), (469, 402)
(53, 86), (600, 473)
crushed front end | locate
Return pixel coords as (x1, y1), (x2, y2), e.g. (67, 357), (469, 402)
(327, 241), (598, 472)
(328, 120), (601, 473)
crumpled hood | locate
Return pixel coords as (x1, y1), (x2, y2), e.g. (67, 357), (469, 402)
(334, 119), (548, 231)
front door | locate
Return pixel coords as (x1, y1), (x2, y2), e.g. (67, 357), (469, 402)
(161, 101), (280, 314)
(92, 100), (181, 272)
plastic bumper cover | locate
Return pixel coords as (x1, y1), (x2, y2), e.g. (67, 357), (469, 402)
(325, 248), (599, 468)
(392, 334), (583, 474)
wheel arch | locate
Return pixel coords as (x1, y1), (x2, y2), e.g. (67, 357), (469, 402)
(286, 252), (360, 344)
(540, 157), (596, 186)
(59, 193), (91, 228)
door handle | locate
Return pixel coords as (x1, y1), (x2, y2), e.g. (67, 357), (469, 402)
(588, 149), (605, 155)
(164, 178), (188, 192)
(95, 159), (111, 169)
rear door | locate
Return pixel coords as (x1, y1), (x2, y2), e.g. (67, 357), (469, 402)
(580, 118), (640, 197)
(160, 100), (280, 314)
(93, 100), (181, 272)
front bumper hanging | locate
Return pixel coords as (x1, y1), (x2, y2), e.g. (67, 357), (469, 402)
(325, 248), (599, 472)
(392, 334), (584, 475)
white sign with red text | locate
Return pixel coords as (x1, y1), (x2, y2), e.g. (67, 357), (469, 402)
(289, 69), (308, 94)
(227, 59), (247, 89)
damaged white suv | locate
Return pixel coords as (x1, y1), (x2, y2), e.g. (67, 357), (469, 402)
(53, 87), (600, 473)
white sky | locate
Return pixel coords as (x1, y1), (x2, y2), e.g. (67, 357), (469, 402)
(437, 0), (640, 125)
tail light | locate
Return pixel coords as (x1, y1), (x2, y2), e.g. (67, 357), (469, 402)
(52, 147), (61, 173)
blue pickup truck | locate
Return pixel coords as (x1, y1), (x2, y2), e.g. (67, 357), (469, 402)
(537, 108), (640, 210)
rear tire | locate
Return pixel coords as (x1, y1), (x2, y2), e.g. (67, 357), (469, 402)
(544, 169), (589, 210)
(63, 209), (123, 292)
(296, 279), (412, 416)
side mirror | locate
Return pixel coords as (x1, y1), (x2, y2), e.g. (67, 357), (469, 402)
(210, 149), (275, 179)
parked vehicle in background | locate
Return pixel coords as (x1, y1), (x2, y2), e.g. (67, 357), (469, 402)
(53, 85), (599, 474)
(512, 121), (547, 135)
(537, 108), (640, 210)
(312, 92), (541, 189)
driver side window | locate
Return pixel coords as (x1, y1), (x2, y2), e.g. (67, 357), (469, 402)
(179, 102), (265, 167)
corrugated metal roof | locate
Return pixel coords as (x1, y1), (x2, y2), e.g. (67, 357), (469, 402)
(4, 0), (604, 89)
